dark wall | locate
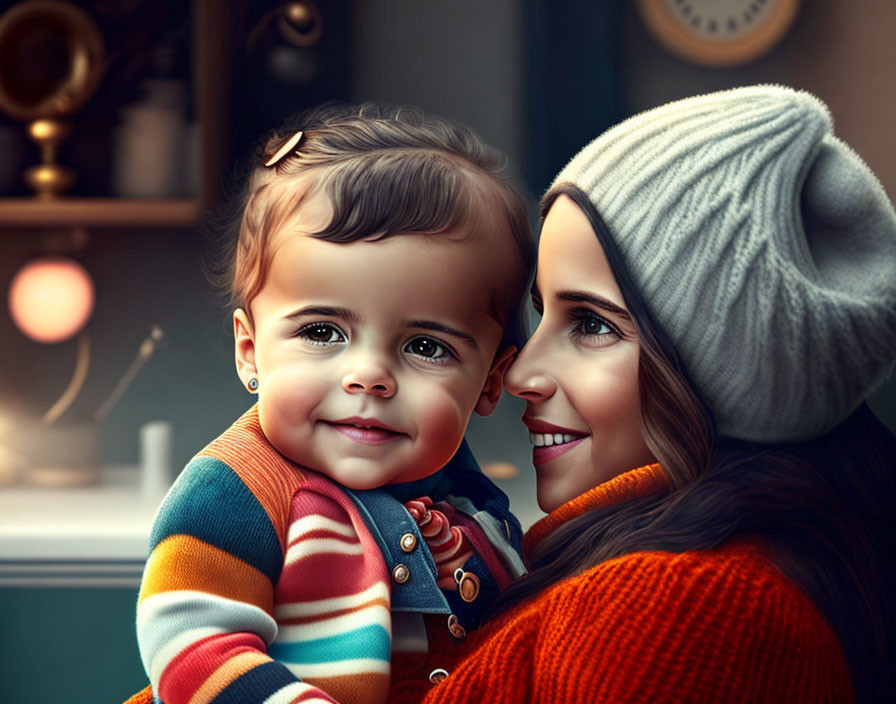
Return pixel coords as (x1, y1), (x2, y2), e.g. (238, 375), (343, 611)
(1, 0), (894, 525)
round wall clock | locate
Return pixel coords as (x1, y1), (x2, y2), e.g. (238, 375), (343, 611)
(636, 0), (802, 67)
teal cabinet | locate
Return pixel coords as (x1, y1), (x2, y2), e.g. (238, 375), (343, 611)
(0, 587), (148, 703)
(0, 470), (156, 703)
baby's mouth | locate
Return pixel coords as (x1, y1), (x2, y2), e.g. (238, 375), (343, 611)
(324, 417), (406, 445)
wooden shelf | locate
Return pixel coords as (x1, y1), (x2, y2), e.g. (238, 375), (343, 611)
(0, 198), (202, 228)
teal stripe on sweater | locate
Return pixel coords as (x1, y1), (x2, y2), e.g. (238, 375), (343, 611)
(268, 624), (390, 664)
(149, 456), (283, 584)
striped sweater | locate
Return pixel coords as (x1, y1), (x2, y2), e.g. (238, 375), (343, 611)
(135, 405), (519, 704)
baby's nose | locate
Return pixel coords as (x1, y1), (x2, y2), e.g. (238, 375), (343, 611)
(341, 358), (397, 398)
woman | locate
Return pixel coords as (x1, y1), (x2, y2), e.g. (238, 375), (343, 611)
(414, 86), (896, 703)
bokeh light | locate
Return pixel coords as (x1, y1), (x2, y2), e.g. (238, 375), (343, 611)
(8, 256), (95, 343)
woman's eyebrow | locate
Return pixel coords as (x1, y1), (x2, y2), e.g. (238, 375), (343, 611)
(402, 320), (478, 348)
(556, 290), (631, 320)
(284, 306), (361, 323)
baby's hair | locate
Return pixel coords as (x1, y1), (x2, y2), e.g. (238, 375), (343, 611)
(213, 102), (535, 349)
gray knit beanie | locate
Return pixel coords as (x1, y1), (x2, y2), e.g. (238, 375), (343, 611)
(554, 85), (896, 442)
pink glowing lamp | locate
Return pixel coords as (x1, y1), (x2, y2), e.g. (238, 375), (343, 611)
(8, 256), (95, 343)
(7, 256), (95, 425)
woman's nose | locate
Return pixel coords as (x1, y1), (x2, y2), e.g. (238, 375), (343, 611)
(504, 331), (556, 401)
(341, 355), (397, 399)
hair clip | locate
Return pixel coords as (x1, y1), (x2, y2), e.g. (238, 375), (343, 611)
(264, 130), (304, 167)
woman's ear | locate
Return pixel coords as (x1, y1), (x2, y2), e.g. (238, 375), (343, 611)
(233, 308), (258, 389)
(474, 345), (517, 417)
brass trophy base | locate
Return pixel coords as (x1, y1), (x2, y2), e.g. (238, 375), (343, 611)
(25, 118), (76, 198)
(25, 163), (77, 199)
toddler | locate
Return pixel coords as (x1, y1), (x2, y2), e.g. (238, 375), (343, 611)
(132, 104), (534, 704)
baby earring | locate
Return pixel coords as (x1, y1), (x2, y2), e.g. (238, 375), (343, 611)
(248, 377), (259, 393)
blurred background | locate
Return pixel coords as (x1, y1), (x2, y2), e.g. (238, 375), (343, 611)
(1, 1), (894, 701)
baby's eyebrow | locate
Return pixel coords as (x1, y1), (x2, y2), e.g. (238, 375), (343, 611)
(403, 320), (478, 348)
(285, 306), (361, 323)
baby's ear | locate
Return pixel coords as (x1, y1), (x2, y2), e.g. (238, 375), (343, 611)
(474, 345), (517, 417)
(233, 309), (258, 388)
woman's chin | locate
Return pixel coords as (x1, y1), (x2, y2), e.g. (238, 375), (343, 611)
(535, 482), (569, 514)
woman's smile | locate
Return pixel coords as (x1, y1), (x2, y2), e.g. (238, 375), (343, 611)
(523, 416), (589, 463)
(531, 436), (587, 464)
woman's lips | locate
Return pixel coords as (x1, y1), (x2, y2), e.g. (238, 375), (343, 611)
(523, 418), (588, 464)
(532, 436), (586, 464)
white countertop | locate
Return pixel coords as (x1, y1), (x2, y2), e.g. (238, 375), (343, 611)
(0, 466), (163, 587)
(0, 463), (543, 588)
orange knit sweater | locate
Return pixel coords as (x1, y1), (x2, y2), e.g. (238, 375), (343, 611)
(401, 464), (856, 704)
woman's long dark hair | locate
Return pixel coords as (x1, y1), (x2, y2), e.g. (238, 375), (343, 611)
(489, 183), (896, 703)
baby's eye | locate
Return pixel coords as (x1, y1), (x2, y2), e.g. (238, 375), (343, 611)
(404, 336), (456, 364)
(297, 322), (346, 346)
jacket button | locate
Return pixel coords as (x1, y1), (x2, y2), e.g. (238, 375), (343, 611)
(458, 572), (480, 602)
(429, 668), (449, 684)
(447, 614), (466, 640)
(400, 533), (418, 552)
(392, 564), (410, 583)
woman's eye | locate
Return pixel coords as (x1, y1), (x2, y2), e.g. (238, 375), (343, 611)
(297, 323), (345, 345)
(404, 336), (455, 364)
(570, 309), (617, 340)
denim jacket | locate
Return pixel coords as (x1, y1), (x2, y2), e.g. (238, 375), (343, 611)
(345, 438), (524, 634)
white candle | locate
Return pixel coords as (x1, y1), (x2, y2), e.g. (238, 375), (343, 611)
(140, 421), (173, 499)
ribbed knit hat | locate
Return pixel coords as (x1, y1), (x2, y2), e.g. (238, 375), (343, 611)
(554, 85), (896, 442)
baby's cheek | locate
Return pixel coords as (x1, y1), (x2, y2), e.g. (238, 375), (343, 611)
(415, 397), (468, 466)
(257, 380), (316, 462)
(262, 383), (302, 422)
